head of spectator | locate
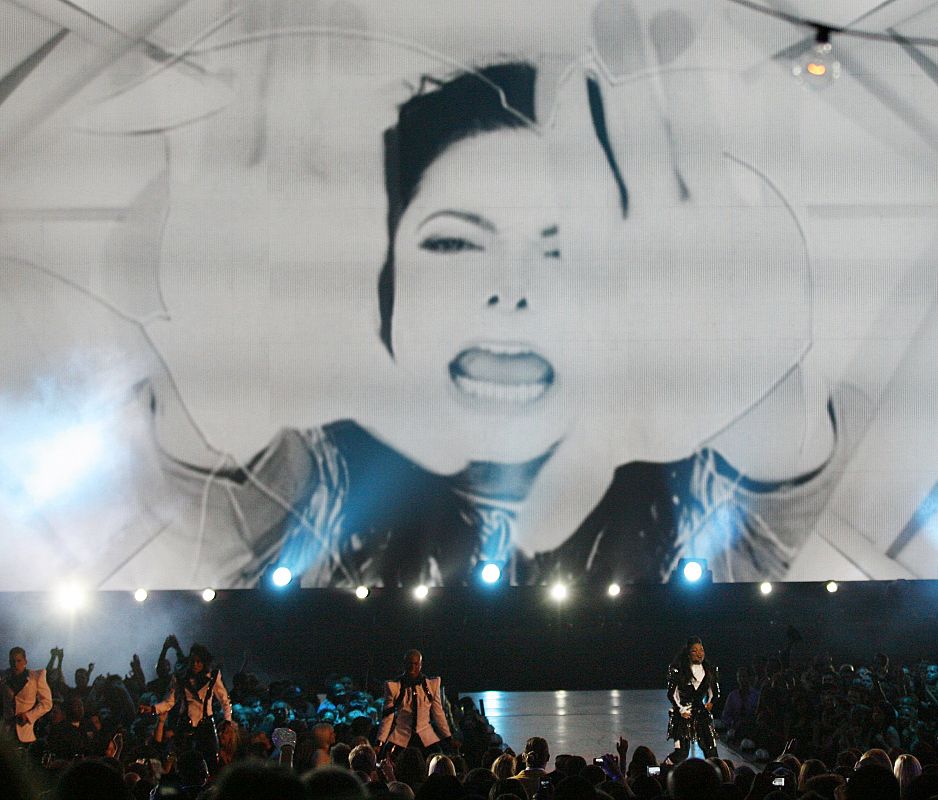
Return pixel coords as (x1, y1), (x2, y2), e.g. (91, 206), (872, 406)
(667, 758), (721, 800)
(416, 774), (466, 800)
(554, 754), (572, 775)
(488, 779), (527, 800)
(465, 767), (498, 797)
(553, 774), (596, 800)
(482, 748), (505, 770)
(523, 737), (550, 771)
(733, 765), (755, 796)
(563, 756), (587, 778)
(858, 748), (892, 772)
(599, 781), (632, 800)
(71, 668), (89, 694)
(56, 759), (131, 800)
(491, 753), (517, 781)
(629, 773), (664, 800)
(626, 746), (658, 780)
(893, 753), (921, 798)
(714, 785), (742, 800)
(304, 765), (369, 800)
(778, 754), (800, 775)
(388, 781), (416, 800)
(707, 758), (732, 783)
(579, 765), (605, 787)
(332, 742), (352, 769)
(428, 755), (456, 777)
(395, 747), (427, 791)
(842, 763), (899, 800)
(799, 760), (827, 790)
(212, 762), (306, 800)
(802, 774), (844, 800)
(176, 750), (209, 794)
(350, 743), (379, 781)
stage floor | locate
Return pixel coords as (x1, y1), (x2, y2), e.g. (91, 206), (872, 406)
(463, 690), (753, 769)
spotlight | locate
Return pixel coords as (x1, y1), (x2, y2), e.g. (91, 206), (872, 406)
(201, 588), (216, 602)
(683, 561), (703, 582)
(413, 584), (429, 601)
(607, 583), (621, 597)
(480, 563), (502, 584)
(134, 588), (148, 603)
(826, 581), (839, 593)
(23, 422), (106, 504)
(760, 582), (773, 595)
(55, 582), (88, 612)
(673, 558), (711, 585)
(550, 582), (568, 602)
(355, 585), (369, 599)
(271, 566), (293, 588)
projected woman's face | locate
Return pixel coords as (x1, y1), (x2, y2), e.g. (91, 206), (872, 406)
(391, 128), (587, 463)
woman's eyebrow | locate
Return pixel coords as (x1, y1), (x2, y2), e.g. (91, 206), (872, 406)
(418, 209), (497, 233)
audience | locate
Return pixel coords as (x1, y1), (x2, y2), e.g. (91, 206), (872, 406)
(3, 637), (938, 800)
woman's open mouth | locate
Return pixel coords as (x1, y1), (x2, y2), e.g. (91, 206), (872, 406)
(448, 343), (555, 406)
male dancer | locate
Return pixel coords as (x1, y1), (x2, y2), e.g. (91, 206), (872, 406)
(376, 649), (451, 757)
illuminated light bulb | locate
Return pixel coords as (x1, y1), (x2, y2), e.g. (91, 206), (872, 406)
(682, 560), (703, 583)
(55, 583), (88, 612)
(271, 566), (292, 588)
(413, 584), (429, 600)
(607, 583), (621, 597)
(480, 563), (502, 584)
(202, 588), (216, 602)
(355, 585), (369, 599)
(826, 581), (839, 593)
(792, 28), (841, 89)
(550, 582), (568, 602)
(134, 588), (148, 602)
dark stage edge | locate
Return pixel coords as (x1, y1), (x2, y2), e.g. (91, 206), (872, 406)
(0, 582), (935, 693)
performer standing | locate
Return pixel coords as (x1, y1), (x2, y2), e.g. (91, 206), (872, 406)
(1, 647), (53, 752)
(143, 643), (231, 772)
(666, 636), (720, 763)
(376, 649), (452, 757)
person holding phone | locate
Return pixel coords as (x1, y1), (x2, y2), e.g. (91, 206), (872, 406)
(666, 637), (720, 763)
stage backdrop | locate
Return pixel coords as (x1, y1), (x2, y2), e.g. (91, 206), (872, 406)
(1, 0), (938, 588)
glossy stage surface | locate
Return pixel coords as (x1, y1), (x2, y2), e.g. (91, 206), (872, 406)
(463, 690), (753, 768)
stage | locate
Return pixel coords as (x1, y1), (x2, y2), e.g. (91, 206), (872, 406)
(463, 690), (755, 769)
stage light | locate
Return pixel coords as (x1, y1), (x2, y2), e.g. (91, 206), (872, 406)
(607, 583), (621, 597)
(202, 588), (216, 602)
(413, 584), (429, 601)
(792, 26), (840, 89)
(134, 588), (148, 603)
(355, 585), (369, 599)
(22, 422), (106, 504)
(826, 581), (839, 593)
(683, 561), (703, 582)
(55, 582), (88, 612)
(550, 582), (568, 602)
(480, 563), (502, 584)
(760, 582), (773, 595)
(271, 566), (293, 588)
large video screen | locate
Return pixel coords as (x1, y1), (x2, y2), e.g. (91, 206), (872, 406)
(2, 1), (938, 588)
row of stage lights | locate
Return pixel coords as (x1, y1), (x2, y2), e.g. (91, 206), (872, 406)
(50, 559), (843, 612)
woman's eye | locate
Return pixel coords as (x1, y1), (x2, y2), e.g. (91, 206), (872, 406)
(419, 236), (483, 253)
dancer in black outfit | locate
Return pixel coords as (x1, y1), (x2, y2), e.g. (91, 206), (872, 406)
(666, 636), (720, 762)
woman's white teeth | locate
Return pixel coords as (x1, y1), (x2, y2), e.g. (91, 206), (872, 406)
(453, 374), (547, 403)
